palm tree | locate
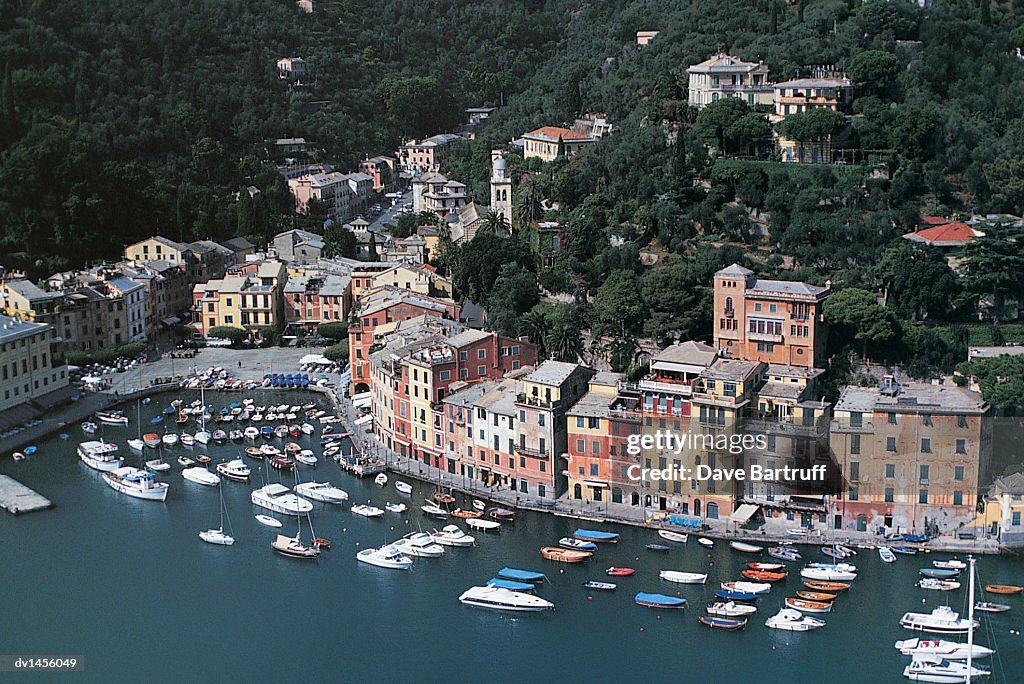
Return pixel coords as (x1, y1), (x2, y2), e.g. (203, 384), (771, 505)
(516, 184), (544, 228)
(481, 210), (510, 235)
(520, 309), (548, 356)
(545, 324), (580, 362)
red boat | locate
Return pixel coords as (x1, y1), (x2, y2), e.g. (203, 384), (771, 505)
(606, 567), (635, 577)
(747, 562), (786, 572)
(269, 455), (294, 471)
(313, 537), (332, 550)
(742, 569), (787, 582)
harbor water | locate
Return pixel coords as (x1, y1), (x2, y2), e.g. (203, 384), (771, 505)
(2, 390), (1023, 683)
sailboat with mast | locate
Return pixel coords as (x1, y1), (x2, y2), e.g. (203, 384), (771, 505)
(199, 484), (235, 546)
(194, 384), (212, 446)
(142, 399), (171, 471)
(270, 468), (320, 560)
(128, 399), (145, 452)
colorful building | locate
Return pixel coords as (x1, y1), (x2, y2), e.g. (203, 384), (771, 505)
(0, 315), (69, 430)
(191, 261), (287, 338)
(687, 53), (772, 109)
(520, 127), (596, 162)
(398, 134), (466, 174)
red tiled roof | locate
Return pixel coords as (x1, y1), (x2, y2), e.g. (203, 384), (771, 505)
(903, 222), (980, 246)
(920, 216), (950, 226)
(523, 126), (592, 141)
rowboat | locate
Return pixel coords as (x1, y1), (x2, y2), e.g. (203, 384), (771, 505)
(985, 584), (1023, 595)
(721, 581), (770, 595)
(714, 589), (759, 602)
(796, 591), (836, 602)
(465, 518), (501, 531)
(489, 508), (515, 521)
(244, 446), (263, 459)
(973, 602), (1011, 613)
(822, 546), (852, 560)
(768, 546), (801, 561)
(559, 537), (597, 551)
(451, 508), (482, 519)
(634, 592), (686, 609)
(742, 569), (786, 582)
(375, 473), (388, 487)
(920, 568), (960, 579)
(657, 530), (688, 544)
(699, 615), (747, 630)
(421, 504), (449, 520)
(697, 538), (714, 548)
(395, 481), (413, 495)
(472, 499), (486, 511)
(497, 567), (546, 583)
(433, 490), (455, 504)
(606, 567), (635, 577)
(706, 601), (758, 617)
(785, 597), (833, 613)
(803, 580), (850, 592)
(878, 547), (897, 563)
(541, 547), (592, 563)
(646, 544), (670, 552)
(892, 545), (919, 555)
(659, 571), (707, 584)
(729, 541), (763, 553)
(917, 578), (961, 591)
(573, 529), (620, 543)
(142, 433), (161, 448)
(747, 562), (785, 572)
(582, 581), (617, 591)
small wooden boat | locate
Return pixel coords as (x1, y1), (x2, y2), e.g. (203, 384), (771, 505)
(803, 580), (850, 592)
(891, 545), (918, 555)
(472, 499), (486, 511)
(974, 602), (1011, 613)
(269, 455), (294, 471)
(560, 537), (597, 551)
(699, 615), (747, 630)
(489, 508), (515, 521)
(541, 546), (592, 563)
(747, 562), (786, 572)
(284, 442), (301, 455)
(721, 581), (770, 595)
(142, 433), (161, 448)
(742, 569), (786, 582)
(312, 537), (332, 550)
(697, 538), (714, 548)
(729, 541), (763, 553)
(985, 584), (1023, 595)
(606, 567), (635, 577)
(796, 591), (836, 602)
(451, 508), (482, 519)
(195, 454), (212, 464)
(785, 597), (833, 614)
(634, 592), (686, 609)
(583, 581), (616, 591)
(660, 571), (707, 584)
(433, 489), (455, 504)
(657, 530), (688, 544)
(244, 446), (263, 459)
(646, 544), (670, 552)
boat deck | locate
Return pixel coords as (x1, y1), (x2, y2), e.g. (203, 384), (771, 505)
(0, 475), (52, 515)
(336, 458), (386, 477)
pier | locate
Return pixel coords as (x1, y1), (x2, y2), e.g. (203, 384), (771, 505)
(0, 475), (52, 515)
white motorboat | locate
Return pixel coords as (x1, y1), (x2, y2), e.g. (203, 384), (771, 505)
(395, 481), (413, 495)
(180, 433), (196, 447)
(918, 578), (961, 591)
(385, 502), (407, 513)
(707, 601), (758, 617)
(356, 544), (413, 569)
(465, 518), (501, 531)
(145, 458), (171, 472)
(300, 423), (315, 435)
(102, 466), (169, 501)
(765, 608), (825, 631)
(351, 504), (385, 517)
(194, 430), (211, 445)
(933, 559), (967, 570)
(431, 524), (475, 547)
(458, 586), (553, 612)
(295, 450), (318, 466)
(161, 433), (178, 446)
(127, 438), (145, 451)
(294, 482), (349, 504)
(255, 514), (283, 528)
(801, 566), (857, 582)
(879, 547), (897, 563)
(895, 638), (993, 661)
(215, 459), (251, 482)
(251, 483), (313, 515)
(78, 441), (123, 472)
(374, 473), (388, 486)
(698, 538), (714, 548)
(900, 606), (978, 635)
(472, 499), (486, 511)
(657, 530), (689, 544)
(243, 427), (260, 440)
(393, 532), (445, 557)
(722, 581), (772, 595)
(903, 654), (989, 682)
(182, 467), (220, 487)
(659, 570), (707, 584)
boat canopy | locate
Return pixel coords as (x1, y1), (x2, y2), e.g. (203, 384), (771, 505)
(497, 567), (546, 582)
(729, 503), (760, 523)
(635, 592), (686, 606)
(486, 578), (534, 591)
(573, 529), (620, 540)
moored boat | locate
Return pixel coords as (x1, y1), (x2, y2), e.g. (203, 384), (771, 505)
(215, 459), (251, 482)
(356, 544), (412, 570)
(78, 441), (123, 472)
(541, 546), (591, 562)
(796, 591), (836, 602)
(606, 567), (635, 577)
(742, 569), (786, 582)
(459, 586), (553, 612)
(142, 433), (161, 448)
(984, 584), (1023, 595)
(486, 578), (534, 591)
(489, 508), (515, 521)
(973, 602), (1010, 613)
(96, 410), (129, 426)
(497, 567), (546, 583)
(902, 654), (989, 682)
(351, 504), (385, 518)
(879, 547), (897, 563)
(102, 466), (169, 501)
(646, 544), (670, 552)
(251, 483), (313, 515)
(699, 615), (747, 630)
(582, 581), (616, 591)
(920, 568), (960, 579)
(393, 532), (444, 558)
(748, 562), (786, 572)
(657, 530), (688, 544)
(659, 570), (707, 584)
(451, 508), (482, 519)
(766, 608), (825, 631)
(707, 601), (758, 617)
(573, 529), (620, 543)
(729, 541), (763, 553)
(294, 481), (348, 503)
(894, 638), (994, 660)
(271, 534), (320, 560)
(559, 537), (596, 551)
(182, 467), (220, 487)
(917, 578), (961, 591)
(374, 473), (388, 487)
(698, 538), (714, 548)
(714, 588), (760, 602)
(465, 518), (501, 531)
(255, 514), (282, 528)
(785, 597), (833, 613)
(900, 606), (978, 634)
(768, 546), (802, 561)
(395, 481), (413, 495)
(933, 559), (967, 570)
(421, 503), (449, 520)
(803, 580), (850, 592)
(634, 592), (686, 609)
(801, 566), (857, 582)
(721, 581), (771, 595)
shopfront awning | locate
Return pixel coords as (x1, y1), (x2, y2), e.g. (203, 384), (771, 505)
(160, 316), (182, 327)
(584, 480), (609, 489)
(729, 503), (760, 524)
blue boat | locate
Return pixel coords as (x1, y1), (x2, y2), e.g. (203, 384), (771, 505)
(141, 397), (152, 405)
(635, 592), (686, 608)
(902, 534), (927, 543)
(892, 546), (918, 555)
(497, 567), (547, 583)
(150, 416), (164, 424)
(646, 544), (671, 552)
(714, 589), (759, 601)
(23, 446), (37, 455)
(260, 427), (274, 438)
(583, 581), (617, 591)
(559, 537), (597, 551)
(573, 529), (620, 543)
(163, 406), (176, 415)
(920, 567), (959, 579)
(485, 578), (535, 592)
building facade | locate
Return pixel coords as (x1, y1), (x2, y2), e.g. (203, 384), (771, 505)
(0, 315), (69, 423)
(687, 53), (772, 109)
(521, 127), (596, 162)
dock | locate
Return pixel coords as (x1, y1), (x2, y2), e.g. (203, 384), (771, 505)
(336, 456), (387, 477)
(0, 475), (52, 515)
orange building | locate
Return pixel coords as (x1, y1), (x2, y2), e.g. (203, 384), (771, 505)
(713, 264), (830, 368)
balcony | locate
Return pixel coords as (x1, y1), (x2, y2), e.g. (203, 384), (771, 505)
(516, 393), (558, 410)
(638, 377), (694, 397)
(830, 419), (875, 434)
(724, 307), (735, 318)
(608, 406), (643, 422)
(515, 444), (547, 458)
(748, 330), (784, 343)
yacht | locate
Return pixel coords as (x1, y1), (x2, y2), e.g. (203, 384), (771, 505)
(127, 438), (145, 451)
(351, 504), (385, 517)
(900, 606), (979, 635)
(295, 450), (318, 466)
(431, 524), (475, 547)
(161, 433), (178, 446)
(250, 483), (313, 515)
(765, 608), (825, 631)
(707, 601), (758, 617)
(78, 441), (123, 472)
(294, 482), (349, 504)
(800, 566), (857, 582)
(393, 532), (445, 557)
(182, 467), (220, 487)
(102, 466), (169, 501)
(895, 638), (993, 660)
(458, 586), (554, 612)
(195, 430), (211, 445)
(903, 655), (989, 682)
(271, 534), (320, 560)
(215, 459), (251, 482)
(356, 544), (413, 569)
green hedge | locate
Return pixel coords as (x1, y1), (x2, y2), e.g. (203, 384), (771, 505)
(66, 342), (147, 367)
(323, 340), (349, 362)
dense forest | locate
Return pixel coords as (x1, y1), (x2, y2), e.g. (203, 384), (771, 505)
(2, 0), (1024, 396)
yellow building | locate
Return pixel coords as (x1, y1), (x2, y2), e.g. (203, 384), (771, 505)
(124, 236), (193, 266)
(521, 127), (596, 162)
(191, 261), (286, 338)
(372, 263), (452, 298)
(0, 315), (69, 420)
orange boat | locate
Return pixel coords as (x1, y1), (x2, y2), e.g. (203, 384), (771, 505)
(434, 490), (456, 505)
(313, 537), (332, 550)
(803, 580), (850, 592)
(450, 508), (482, 519)
(540, 546), (592, 563)
(985, 584), (1023, 595)
(796, 590), (836, 602)
(784, 597), (832, 613)
(742, 569), (787, 582)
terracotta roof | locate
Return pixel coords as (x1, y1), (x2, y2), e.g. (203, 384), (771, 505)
(522, 126), (594, 142)
(920, 216), (950, 226)
(902, 222), (982, 247)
